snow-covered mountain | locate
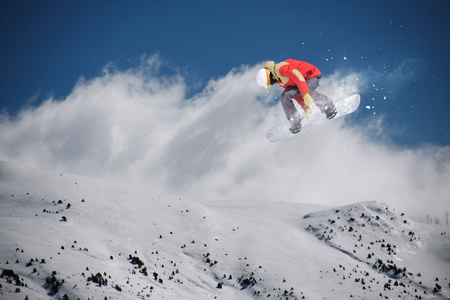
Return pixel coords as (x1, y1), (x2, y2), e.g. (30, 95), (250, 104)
(1, 160), (449, 299)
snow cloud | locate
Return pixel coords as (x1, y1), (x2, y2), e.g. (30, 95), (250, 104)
(1, 55), (449, 221)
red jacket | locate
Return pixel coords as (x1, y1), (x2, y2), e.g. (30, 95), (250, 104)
(265, 59), (322, 109)
(276, 59), (321, 93)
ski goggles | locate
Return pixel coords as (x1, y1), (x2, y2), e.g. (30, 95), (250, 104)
(264, 68), (272, 88)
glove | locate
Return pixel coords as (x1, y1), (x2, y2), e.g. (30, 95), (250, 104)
(304, 106), (312, 118)
(303, 93), (313, 106)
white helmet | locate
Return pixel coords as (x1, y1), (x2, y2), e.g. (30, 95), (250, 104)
(256, 68), (272, 88)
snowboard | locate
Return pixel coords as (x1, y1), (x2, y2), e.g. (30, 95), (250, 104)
(266, 94), (360, 142)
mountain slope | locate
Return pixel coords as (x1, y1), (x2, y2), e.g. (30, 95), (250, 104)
(0, 160), (449, 299)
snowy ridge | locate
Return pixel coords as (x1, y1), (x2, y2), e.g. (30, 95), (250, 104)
(303, 202), (449, 298)
(0, 161), (449, 299)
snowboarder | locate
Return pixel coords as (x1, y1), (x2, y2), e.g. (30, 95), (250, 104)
(256, 59), (337, 133)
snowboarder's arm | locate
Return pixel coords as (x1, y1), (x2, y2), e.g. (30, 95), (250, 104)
(303, 93), (313, 106)
(291, 70), (313, 106)
(294, 96), (312, 118)
(279, 67), (313, 106)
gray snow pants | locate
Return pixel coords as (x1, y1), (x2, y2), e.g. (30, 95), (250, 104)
(280, 77), (335, 121)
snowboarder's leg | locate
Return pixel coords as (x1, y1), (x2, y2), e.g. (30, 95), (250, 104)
(306, 77), (337, 119)
(280, 86), (302, 133)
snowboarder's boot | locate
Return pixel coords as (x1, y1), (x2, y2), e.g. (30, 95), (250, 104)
(290, 119), (301, 134)
(324, 106), (337, 120)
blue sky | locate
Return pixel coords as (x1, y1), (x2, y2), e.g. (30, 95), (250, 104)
(1, 0), (449, 146)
